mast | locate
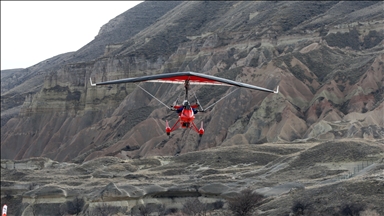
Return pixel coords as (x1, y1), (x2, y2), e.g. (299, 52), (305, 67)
(184, 79), (190, 100)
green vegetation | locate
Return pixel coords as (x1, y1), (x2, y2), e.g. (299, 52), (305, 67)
(277, 2), (337, 32)
(275, 54), (314, 84)
(362, 30), (384, 49)
(334, 56), (375, 85)
(293, 46), (340, 83)
(324, 28), (360, 50)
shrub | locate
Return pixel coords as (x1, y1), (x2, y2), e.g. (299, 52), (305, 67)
(182, 198), (209, 216)
(340, 203), (365, 216)
(66, 196), (85, 215)
(90, 203), (122, 216)
(291, 200), (313, 215)
(227, 188), (264, 216)
(165, 208), (179, 215)
(131, 203), (165, 216)
(212, 200), (225, 210)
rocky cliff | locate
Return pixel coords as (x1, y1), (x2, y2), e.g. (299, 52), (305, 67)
(1, 1), (383, 163)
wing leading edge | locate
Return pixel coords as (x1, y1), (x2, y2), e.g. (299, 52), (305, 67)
(90, 71), (278, 93)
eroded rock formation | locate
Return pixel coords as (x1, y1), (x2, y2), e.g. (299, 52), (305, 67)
(1, 1), (383, 164)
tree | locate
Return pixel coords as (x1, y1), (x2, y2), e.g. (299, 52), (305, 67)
(131, 203), (164, 216)
(91, 203), (121, 216)
(137, 204), (154, 216)
(212, 200), (225, 210)
(291, 200), (313, 215)
(154, 204), (167, 216)
(182, 198), (209, 216)
(340, 203), (365, 216)
(66, 196), (85, 215)
(227, 188), (264, 216)
(31, 202), (39, 216)
(57, 203), (68, 216)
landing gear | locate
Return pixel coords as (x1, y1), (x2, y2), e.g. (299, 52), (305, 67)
(166, 120), (172, 136)
(198, 122), (204, 137)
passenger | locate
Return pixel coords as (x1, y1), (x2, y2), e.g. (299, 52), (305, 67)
(172, 100), (199, 114)
(173, 105), (183, 114)
(191, 104), (199, 114)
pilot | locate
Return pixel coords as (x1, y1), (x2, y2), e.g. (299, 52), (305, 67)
(177, 107), (183, 113)
(183, 100), (190, 109)
(185, 100), (199, 114)
(172, 101), (185, 114)
(173, 100), (199, 114)
(192, 104), (199, 114)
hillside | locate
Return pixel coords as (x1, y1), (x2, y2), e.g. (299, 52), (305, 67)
(1, 1), (384, 215)
(1, 1), (383, 162)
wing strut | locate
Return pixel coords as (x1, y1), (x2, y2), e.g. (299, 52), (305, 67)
(199, 87), (239, 112)
(193, 92), (204, 111)
(134, 83), (173, 110)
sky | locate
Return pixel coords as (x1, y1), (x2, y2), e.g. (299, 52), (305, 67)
(1, 1), (143, 70)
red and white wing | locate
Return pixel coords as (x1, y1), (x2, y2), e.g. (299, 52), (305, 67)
(90, 71), (278, 93)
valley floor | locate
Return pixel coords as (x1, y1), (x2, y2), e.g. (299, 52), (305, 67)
(1, 138), (383, 215)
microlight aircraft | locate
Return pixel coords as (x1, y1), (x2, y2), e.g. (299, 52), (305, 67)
(90, 71), (278, 136)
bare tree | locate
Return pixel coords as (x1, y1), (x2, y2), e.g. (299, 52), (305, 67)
(57, 203), (68, 216)
(164, 207), (179, 216)
(131, 203), (158, 216)
(212, 200), (225, 210)
(291, 199), (313, 215)
(227, 188), (264, 216)
(340, 203), (365, 216)
(91, 202), (121, 216)
(154, 204), (167, 216)
(31, 200), (39, 216)
(182, 198), (209, 216)
(28, 183), (38, 190)
(66, 196), (85, 215)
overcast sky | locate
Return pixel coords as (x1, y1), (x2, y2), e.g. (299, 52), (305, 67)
(1, 1), (143, 70)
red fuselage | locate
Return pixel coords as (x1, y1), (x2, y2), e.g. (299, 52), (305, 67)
(179, 108), (195, 127)
(166, 103), (204, 136)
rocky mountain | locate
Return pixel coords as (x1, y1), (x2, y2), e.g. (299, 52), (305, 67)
(1, 1), (383, 163)
(1, 1), (384, 215)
